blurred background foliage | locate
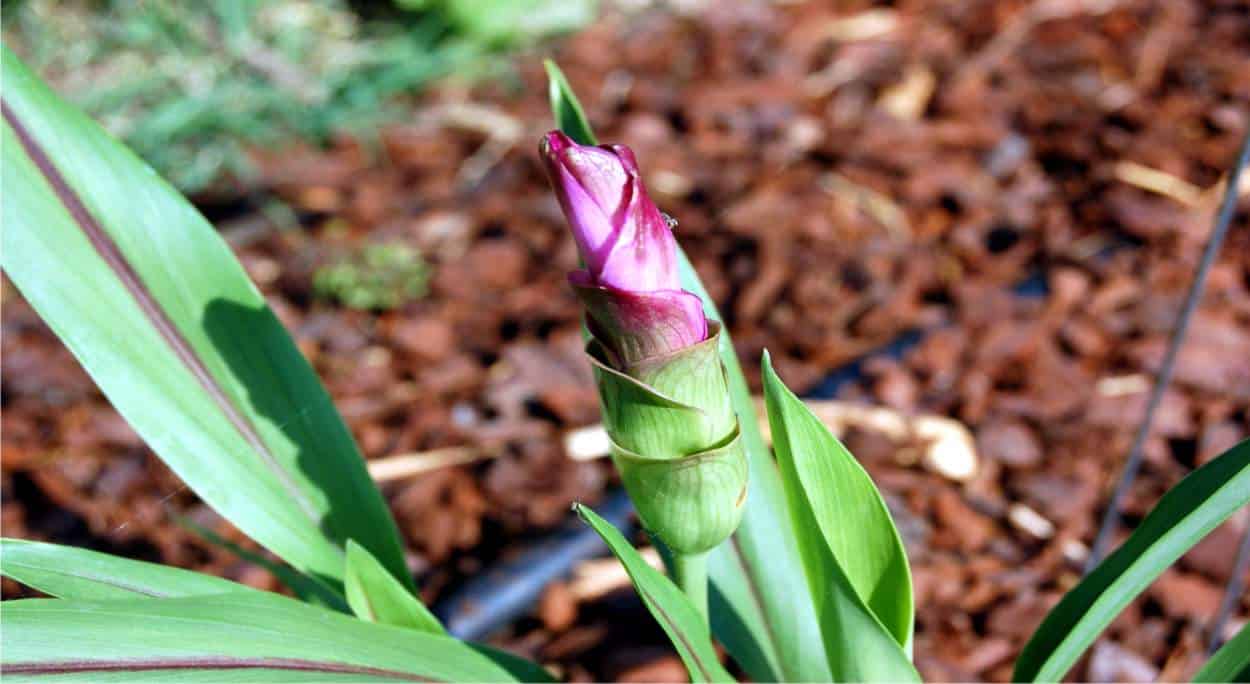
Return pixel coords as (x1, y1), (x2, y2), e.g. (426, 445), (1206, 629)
(313, 241), (430, 310)
(1, 0), (597, 194)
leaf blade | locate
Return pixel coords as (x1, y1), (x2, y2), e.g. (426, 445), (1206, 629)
(0, 47), (408, 591)
(574, 504), (734, 683)
(0, 593), (550, 682)
(544, 59), (596, 146)
(344, 540), (445, 634)
(0, 538), (252, 600)
(1192, 621), (1250, 683)
(1014, 438), (1250, 681)
(762, 354), (919, 682)
(758, 353), (914, 651)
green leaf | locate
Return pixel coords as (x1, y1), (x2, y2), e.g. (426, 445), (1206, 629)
(0, 48), (409, 590)
(1193, 621), (1250, 683)
(0, 538), (252, 600)
(758, 353), (913, 651)
(1015, 438), (1250, 681)
(762, 354), (919, 682)
(574, 504), (734, 683)
(444, 0), (597, 47)
(344, 540), (445, 634)
(175, 516), (348, 611)
(1, 593), (552, 682)
(544, 59), (596, 146)
(546, 59), (822, 682)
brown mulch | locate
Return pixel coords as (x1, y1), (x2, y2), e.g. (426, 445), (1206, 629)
(3, 1), (1249, 681)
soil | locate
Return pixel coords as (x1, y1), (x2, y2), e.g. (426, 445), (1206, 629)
(3, 1), (1249, 681)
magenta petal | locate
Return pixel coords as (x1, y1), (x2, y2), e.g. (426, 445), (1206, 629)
(573, 280), (707, 366)
(560, 143), (631, 214)
(544, 131), (705, 363)
(597, 176), (679, 292)
(606, 144), (641, 174)
(554, 162), (616, 273)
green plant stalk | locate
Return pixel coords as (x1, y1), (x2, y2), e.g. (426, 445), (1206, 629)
(672, 550), (709, 626)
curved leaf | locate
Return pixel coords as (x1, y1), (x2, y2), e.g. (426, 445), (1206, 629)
(0, 47), (408, 590)
(1015, 438), (1250, 681)
(762, 354), (919, 681)
(760, 354), (913, 651)
(0, 538), (252, 600)
(2, 593), (552, 682)
(344, 540), (444, 634)
(574, 504), (733, 683)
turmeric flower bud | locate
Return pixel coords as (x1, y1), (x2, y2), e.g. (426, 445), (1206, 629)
(541, 131), (746, 556)
(540, 130), (706, 366)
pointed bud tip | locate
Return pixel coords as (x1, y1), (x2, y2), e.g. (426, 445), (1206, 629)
(541, 130), (574, 158)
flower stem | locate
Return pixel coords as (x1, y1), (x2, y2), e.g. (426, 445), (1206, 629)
(672, 550), (709, 626)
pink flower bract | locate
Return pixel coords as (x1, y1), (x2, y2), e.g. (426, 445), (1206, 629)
(541, 131), (707, 364)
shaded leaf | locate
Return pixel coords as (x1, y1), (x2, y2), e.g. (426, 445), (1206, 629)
(1015, 438), (1250, 681)
(344, 540), (445, 634)
(574, 504), (733, 683)
(176, 516), (348, 611)
(0, 47), (408, 590)
(762, 353), (919, 682)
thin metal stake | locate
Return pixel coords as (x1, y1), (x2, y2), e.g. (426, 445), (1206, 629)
(1209, 520), (1250, 653)
(1086, 129), (1250, 573)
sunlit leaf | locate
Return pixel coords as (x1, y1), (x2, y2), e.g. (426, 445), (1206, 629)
(762, 353), (919, 681)
(0, 538), (251, 600)
(1, 593), (552, 682)
(0, 47), (408, 591)
(344, 540), (444, 634)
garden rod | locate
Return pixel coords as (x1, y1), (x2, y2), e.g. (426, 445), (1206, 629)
(1086, 128), (1250, 573)
(1208, 520), (1250, 653)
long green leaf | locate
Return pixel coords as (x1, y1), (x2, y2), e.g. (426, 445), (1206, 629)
(0, 538), (252, 600)
(574, 504), (734, 683)
(1015, 438), (1250, 681)
(344, 540), (445, 634)
(0, 47), (409, 590)
(762, 354), (919, 681)
(1193, 621), (1250, 683)
(1, 593), (552, 682)
(547, 59), (823, 684)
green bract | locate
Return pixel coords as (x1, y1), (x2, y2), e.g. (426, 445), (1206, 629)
(588, 323), (748, 555)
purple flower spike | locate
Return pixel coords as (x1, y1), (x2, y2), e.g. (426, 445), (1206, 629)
(541, 131), (707, 364)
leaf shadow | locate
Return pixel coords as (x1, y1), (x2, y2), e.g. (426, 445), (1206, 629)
(202, 297), (407, 592)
